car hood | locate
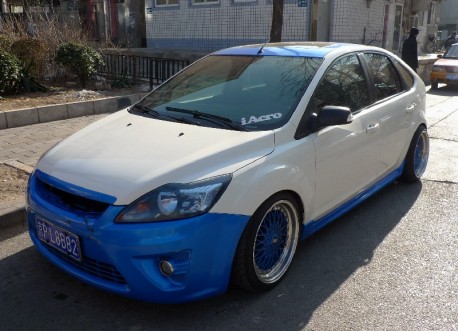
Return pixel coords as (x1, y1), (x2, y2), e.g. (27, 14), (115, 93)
(36, 110), (275, 205)
(434, 58), (458, 67)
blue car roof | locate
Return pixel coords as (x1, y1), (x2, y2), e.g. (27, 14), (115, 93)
(212, 42), (352, 58)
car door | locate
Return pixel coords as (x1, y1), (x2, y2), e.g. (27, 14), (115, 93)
(309, 54), (380, 219)
(361, 52), (417, 179)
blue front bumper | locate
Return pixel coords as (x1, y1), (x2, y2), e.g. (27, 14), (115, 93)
(27, 171), (249, 303)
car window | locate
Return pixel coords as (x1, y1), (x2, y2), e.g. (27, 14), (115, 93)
(363, 53), (402, 101)
(137, 55), (323, 131)
(313, 54), (370, 114)
(393, 59), (414, 90)
(443, 45), (458, 58)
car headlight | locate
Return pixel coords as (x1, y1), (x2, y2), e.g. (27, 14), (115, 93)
(115, 174), (231, 223)
(432, 66), (445, 72)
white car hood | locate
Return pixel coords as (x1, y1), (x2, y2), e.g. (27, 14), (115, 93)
(37, 110), (275, 205)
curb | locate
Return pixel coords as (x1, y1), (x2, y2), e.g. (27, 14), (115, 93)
(0, 93), (147, 130)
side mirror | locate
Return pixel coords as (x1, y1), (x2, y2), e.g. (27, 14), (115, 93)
(317, 106), (353, 127)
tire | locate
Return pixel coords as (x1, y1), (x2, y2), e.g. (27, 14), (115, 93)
(231, 193), (301, 291)
(431, 81), (439, 90)
(401, 126), (429, 182)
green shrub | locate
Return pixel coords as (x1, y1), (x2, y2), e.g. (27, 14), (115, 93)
(0, 35), (11, 51)
(55, 42), (104, 88)
(10, 38), (48, 79)
(0, 50), (23, 95)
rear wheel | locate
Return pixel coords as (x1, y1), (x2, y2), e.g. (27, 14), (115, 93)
(401, 126), (429, 182)
(231, 193), (300, 291)
(431, 81), (439, 89)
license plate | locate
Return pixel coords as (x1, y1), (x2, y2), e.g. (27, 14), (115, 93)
(446, 73), (458, 80)
(36, 217), (82, 262)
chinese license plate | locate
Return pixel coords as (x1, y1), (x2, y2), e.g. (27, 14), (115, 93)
(36, 217), (82, 262)
(446, 73), (458, 80)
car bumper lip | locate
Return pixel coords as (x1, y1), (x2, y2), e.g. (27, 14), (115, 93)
(27, 174), (250, 304)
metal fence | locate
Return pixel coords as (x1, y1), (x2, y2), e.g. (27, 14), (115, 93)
(99, 53), (191, 88)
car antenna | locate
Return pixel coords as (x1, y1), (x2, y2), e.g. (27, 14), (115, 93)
(257, 38), (270, 55)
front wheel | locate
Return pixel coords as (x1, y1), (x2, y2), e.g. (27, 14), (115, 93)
(401, 126), (429, 182)
(231, 193), (300, 291)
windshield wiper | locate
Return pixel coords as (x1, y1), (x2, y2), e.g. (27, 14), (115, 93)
(130, 104), (195, 125)
(165, 106), (248, 131)
(130, 104), (160, 117)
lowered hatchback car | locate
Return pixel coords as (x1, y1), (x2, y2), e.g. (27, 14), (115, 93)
(430, 43), (458, 89)
(27, 42), (429, 303)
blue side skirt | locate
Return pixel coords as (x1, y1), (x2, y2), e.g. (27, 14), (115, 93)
(301, 162), (405, 240)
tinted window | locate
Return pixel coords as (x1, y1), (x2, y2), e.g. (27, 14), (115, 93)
(364, 53), (402, 101)
(314, 54), (370, 113)
(394, 59), (414, 89)
(137, 55), (323, 131)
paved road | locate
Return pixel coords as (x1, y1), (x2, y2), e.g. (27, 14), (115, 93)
(0, 86), (457, 330)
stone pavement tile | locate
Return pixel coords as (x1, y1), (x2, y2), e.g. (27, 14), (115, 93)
(1, 114), (108, 168)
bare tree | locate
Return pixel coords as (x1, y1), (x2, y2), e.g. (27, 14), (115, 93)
(270, 0), (284, 42)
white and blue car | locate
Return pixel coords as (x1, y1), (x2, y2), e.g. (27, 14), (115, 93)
(27, 42), (429, 303)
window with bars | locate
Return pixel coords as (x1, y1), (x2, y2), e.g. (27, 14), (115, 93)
(192, 0), (219, 5)
(155, 0), (178, 6)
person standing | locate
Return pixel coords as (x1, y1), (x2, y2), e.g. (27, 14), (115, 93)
(444, 31), (457, 50)
(402, 27), (419, 72)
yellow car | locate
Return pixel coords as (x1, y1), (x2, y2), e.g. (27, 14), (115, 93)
(430, 44), (458, 89)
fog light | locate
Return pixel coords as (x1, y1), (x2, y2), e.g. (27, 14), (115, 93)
(159, 260), (174, 276)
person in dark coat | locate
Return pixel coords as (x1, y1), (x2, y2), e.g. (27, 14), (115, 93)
(402, 27), (419, 72)
(444, 31), (457, 50)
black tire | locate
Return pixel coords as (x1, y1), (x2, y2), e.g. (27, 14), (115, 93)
(431, 81), (439, 90)
(401, 126), (429, 182)
(231, 193), (300, 292)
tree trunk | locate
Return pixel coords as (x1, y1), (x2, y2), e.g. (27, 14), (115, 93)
(270, 0), (284, 42)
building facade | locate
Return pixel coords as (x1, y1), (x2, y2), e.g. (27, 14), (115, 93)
(1, 0), (442, 54)
(144, 0), (441, 54)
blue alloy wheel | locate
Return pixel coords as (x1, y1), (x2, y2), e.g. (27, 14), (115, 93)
(232, 193), (300, 291)
(414, 129), (429, 178)
(402, 126), (429, 182)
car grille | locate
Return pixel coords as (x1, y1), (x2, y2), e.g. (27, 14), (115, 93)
(44, 243), (127, 284)
(36, 177), (109, 216)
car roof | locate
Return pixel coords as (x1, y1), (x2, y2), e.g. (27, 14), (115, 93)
(212, 42), (374, 58)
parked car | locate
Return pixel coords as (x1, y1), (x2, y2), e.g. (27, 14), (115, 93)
(430, 43), (458, 89)
(27, 42), (429, 304)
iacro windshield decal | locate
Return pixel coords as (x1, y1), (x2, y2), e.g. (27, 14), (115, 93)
(241, 113), (283, 126)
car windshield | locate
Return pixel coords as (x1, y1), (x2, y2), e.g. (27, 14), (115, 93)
(443, 45), (458, 59)
(134, 55), (323, 131)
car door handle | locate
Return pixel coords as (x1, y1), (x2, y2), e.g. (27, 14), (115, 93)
(366, 123), (379, 133)
(406, 103), (416, 113)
